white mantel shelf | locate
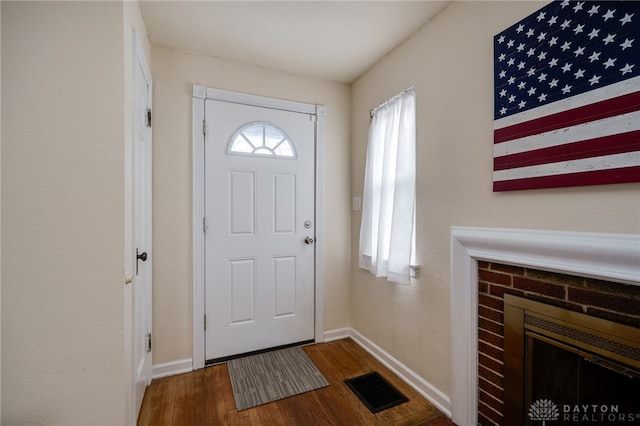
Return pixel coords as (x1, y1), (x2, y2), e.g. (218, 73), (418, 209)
(449, 227), (640, 426)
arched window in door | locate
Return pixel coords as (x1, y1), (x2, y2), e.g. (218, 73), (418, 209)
(227, 122), (297, 159)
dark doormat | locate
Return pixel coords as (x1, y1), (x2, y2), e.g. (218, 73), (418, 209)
(345, 372), (409, 413)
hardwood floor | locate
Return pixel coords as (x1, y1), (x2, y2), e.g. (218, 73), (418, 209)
(138, 338), (455, 425)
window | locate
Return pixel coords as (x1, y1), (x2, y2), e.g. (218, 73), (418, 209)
(228, 122), (296, 159)
(358, 87), (416, 285)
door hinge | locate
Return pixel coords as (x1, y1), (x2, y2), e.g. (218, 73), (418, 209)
(203, 119), (207, 135)
(204, 315), (207, 331)
(310, 114), (317, 123)
(147, 109), (152, 127)
(203, 217), (207, 233)
(146, 333), (152, 353)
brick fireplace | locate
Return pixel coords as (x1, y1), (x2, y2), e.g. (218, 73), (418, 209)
(477, 262), (640, 425)
(450, 227), (640, 426)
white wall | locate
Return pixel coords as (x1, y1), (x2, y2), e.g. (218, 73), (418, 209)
(351, 1), (640, 398)
(150, 45), (352, 365)
(2, 1), (150, 424)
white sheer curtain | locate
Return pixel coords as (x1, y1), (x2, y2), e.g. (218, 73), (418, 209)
(359, 88), (416, 285)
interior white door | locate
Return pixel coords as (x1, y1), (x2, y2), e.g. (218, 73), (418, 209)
(204, 99), (315, 361)
(133, 48), (152, 415)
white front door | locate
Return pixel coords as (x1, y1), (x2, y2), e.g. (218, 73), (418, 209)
(133, 38), (152, 416)
(204, 99), (316, 361)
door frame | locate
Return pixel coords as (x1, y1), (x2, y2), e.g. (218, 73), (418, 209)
(191, 84), (325, 369)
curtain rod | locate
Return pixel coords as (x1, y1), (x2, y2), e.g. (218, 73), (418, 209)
(370, 85), (415, 117)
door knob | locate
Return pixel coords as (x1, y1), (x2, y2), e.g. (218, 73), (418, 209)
(137, 250), (148, 262)
(304, 237), (315, 245)
(136, 248), (148, 275)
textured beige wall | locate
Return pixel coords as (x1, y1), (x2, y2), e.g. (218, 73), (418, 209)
(2, 1), (129, 424)
(150, 45), (352, 365)
(351, 1), (640, 397)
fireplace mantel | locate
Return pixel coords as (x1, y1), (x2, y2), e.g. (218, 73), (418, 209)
(449, 227), (640, 426)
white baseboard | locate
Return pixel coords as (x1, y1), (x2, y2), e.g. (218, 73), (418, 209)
(152, 358), (193, 379)
(326, 327), (452, 418)
(322, 327), (351, 342)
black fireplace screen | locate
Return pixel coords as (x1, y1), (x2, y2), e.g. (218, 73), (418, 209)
(527, 335), (639, 425)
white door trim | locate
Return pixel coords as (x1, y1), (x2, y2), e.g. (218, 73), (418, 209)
(191, 84), (325, 369)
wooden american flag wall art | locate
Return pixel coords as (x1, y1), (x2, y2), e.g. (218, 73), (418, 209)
(493, 0), (640, 191)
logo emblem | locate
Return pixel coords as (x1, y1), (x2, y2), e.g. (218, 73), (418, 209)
(529, 399), (560, 425)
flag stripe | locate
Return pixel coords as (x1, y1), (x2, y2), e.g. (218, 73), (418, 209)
(493, 152), (640, 182)
(493, 165), (640, 192)
(494, 91), (640, 143)
(494, 110), (640, 158)
(495, 76), (640, 130)
(494, 130), (640, 170)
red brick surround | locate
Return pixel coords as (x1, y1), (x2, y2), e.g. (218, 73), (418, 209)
(476, 261), (640, 426)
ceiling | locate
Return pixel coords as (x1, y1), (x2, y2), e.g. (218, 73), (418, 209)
(139, 1), (450, 84)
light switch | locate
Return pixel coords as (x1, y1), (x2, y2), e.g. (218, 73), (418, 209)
(352, 196), (362, 211)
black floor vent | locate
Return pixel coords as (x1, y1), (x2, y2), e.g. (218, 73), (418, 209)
(345, 372), (409, 413)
